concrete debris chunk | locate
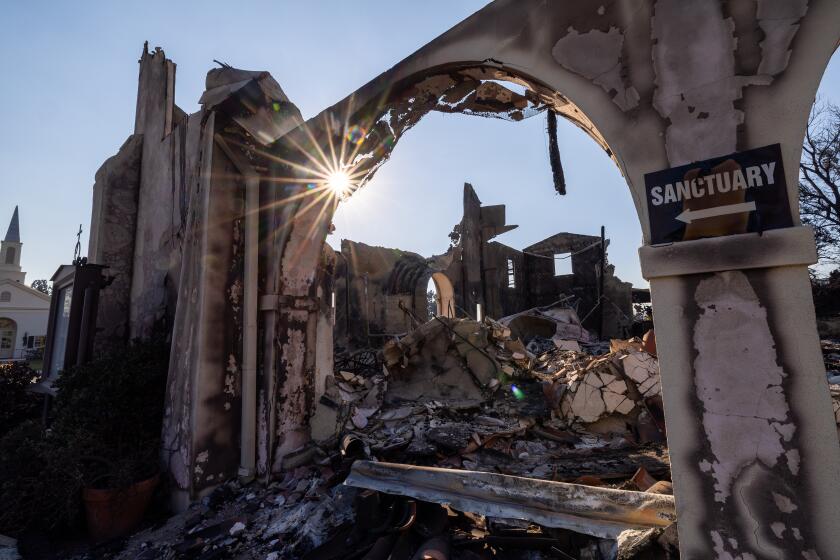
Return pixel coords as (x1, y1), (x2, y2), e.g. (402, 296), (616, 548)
(499, 303), (592, 343)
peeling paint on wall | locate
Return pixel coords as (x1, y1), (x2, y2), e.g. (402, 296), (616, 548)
(756, 0), (809, 76)
(693, 271), (816, 557)
(552, 27), (640, 111)
(652, 0), (741, 165)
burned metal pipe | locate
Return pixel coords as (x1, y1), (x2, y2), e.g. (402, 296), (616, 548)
(344, 461), (675, 539)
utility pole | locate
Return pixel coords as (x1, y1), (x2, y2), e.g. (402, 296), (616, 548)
(598, 225), (605, 339)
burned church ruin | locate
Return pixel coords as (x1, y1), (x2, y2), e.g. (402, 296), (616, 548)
(77, 0), (840, 556)
(332, 182), (634, 350)
(87, 44), (635, 507)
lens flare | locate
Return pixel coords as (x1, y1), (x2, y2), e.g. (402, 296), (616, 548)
(327, 170), (352, 197)
(511, 384), (525, 400)
(345, 125), (366, 146)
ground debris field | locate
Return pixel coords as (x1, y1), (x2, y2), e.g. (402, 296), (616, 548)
(20, 310), (686, 560)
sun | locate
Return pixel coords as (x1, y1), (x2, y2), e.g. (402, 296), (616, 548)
(326, 170), (352, 197)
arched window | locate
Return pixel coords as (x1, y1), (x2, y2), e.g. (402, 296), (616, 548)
(0, 291), (10, 303)
(4, 247), (15, 265)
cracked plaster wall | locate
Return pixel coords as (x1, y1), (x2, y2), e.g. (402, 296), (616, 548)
(88, 134), (143, 350)
(693, 272), (813, 558)
(128, 46), (201, 342)
(651, 265), (840, 559)
(161, 115), (247, 505)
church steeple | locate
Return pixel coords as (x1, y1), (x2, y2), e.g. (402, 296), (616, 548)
(4, 206), (20, 242)
(0, 206), (24, 283)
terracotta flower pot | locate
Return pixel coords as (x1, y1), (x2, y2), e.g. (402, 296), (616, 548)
(82, 473), (160, 543)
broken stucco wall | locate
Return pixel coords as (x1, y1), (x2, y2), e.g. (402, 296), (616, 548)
(331, 182), (537, 346)
(332, 185), (629, 345)
(129, 45), (196, 339)
(87, 134), (142, 350)
(333, 240), (427, 347)
(482, 241), (527, 319)
(444, 183), (525, 322)
(88, 46), (201, 349)
(87, 45), (240, 508)
(162, 119), (246, 506)
(524, 232), (632, 339)
(461, 184), (485, 318)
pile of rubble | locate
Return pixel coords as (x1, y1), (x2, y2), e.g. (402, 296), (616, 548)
(40, 318), (840, 559)
(314, 313), (667, 476)
(293, 311), (675, 558)
(67, 310), (680, 559)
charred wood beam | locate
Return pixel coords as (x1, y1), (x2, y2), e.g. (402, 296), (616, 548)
(547, 111), (566, 195)
(345, 461), (676, 539)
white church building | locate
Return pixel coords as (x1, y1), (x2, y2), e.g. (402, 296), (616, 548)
(0, 206), (50, 361)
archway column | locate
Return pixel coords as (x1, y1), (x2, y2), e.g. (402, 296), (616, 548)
(641, 225), (840, 558)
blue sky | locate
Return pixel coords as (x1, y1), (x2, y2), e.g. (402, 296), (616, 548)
(1, 1), (838, 287)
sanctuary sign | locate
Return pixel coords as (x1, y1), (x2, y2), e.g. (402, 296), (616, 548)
(645, 144), (793, 244)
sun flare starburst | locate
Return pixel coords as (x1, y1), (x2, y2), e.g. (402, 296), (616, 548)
(326, 170), (352, 198)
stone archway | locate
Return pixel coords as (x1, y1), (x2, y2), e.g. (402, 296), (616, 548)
(254, 3), (840, 557)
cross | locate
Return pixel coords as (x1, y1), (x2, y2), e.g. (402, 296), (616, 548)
(73, 224), (83, 263)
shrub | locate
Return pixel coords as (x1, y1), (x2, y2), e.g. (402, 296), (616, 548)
(51, 337), (169, 489)
(0, 337), (169, 537)
(0, 361), (41, 437)
(0, 421), (84, 536)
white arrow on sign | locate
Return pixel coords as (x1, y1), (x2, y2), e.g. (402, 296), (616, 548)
(675, 201), (756, 224)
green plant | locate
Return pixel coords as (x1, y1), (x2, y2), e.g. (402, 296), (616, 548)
(0, 361), (41, 437)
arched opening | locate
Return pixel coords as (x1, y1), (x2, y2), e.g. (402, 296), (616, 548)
(425, 276), (437, 318)
(428, 272), (455, 319)
(4, 246), (15, 265)
(807, 49), (840, 307)
(267, 60), (640, 466)
(312, 65), (635, 352)
(0, 317), (17, 359)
